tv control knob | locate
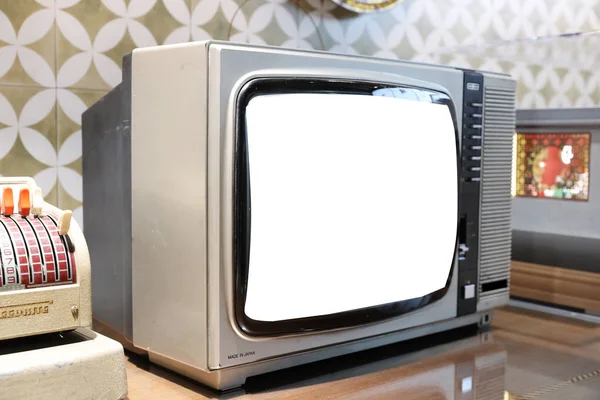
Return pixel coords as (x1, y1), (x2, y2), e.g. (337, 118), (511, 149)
(459, 244), (469, 253)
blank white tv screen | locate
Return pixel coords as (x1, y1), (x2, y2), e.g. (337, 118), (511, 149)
(244, 92), (457, 322)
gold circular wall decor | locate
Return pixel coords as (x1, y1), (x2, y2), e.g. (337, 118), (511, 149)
(332, 0), (404, 13)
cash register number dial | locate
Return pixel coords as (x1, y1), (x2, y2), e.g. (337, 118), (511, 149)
(0, 188), (76, 290)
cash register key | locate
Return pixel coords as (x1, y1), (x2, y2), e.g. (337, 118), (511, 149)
(18, 188), (31, 217)
(2, 187), (14, 215)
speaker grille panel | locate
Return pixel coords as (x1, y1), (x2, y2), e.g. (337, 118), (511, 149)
(479, 84), (515, 303)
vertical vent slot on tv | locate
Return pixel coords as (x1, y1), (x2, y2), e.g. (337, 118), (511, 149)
(479, 84), (515, 303)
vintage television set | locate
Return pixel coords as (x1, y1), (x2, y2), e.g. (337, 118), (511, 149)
(81, 41), (515, 390)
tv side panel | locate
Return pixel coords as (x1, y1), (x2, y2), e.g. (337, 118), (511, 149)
(477, 73), (516, 312)
(130, 42), (209, 370)
(82, 54), (134, 341)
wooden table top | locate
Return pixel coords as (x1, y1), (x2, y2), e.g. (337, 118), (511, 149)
(124, 306), (600, 399)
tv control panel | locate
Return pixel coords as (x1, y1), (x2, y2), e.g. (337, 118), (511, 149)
(457, 71), (483, 316)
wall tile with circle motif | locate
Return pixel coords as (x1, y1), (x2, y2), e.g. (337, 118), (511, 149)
(0, 85), (58, 204)
(187, 0), (230, 41)
(292, 0), (340, 52)
(221, 0), (300, 47)
(55, 0), (189, 91)
(0, 0), (55, 87)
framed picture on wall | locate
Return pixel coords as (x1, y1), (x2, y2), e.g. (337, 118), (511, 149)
(514, 132), (591, 201)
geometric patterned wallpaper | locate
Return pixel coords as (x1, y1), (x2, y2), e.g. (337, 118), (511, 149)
(439, 32), (600, 108)
(1, 0), (600, 226)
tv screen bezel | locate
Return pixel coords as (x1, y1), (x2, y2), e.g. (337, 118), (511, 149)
(233, 77), (461, 337)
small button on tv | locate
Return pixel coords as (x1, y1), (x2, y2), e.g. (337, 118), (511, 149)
(463, 284), (475, 300)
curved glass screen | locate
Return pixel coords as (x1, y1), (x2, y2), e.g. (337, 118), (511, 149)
(241, 90), (458, 325)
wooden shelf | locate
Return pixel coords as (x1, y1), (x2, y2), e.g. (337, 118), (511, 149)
(511, 261), (600, 311)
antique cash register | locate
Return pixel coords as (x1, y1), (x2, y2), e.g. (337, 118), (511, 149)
(0, 177), (127, 400)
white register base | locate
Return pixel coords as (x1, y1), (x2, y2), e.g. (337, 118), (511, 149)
(0, 328), (127, 400)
